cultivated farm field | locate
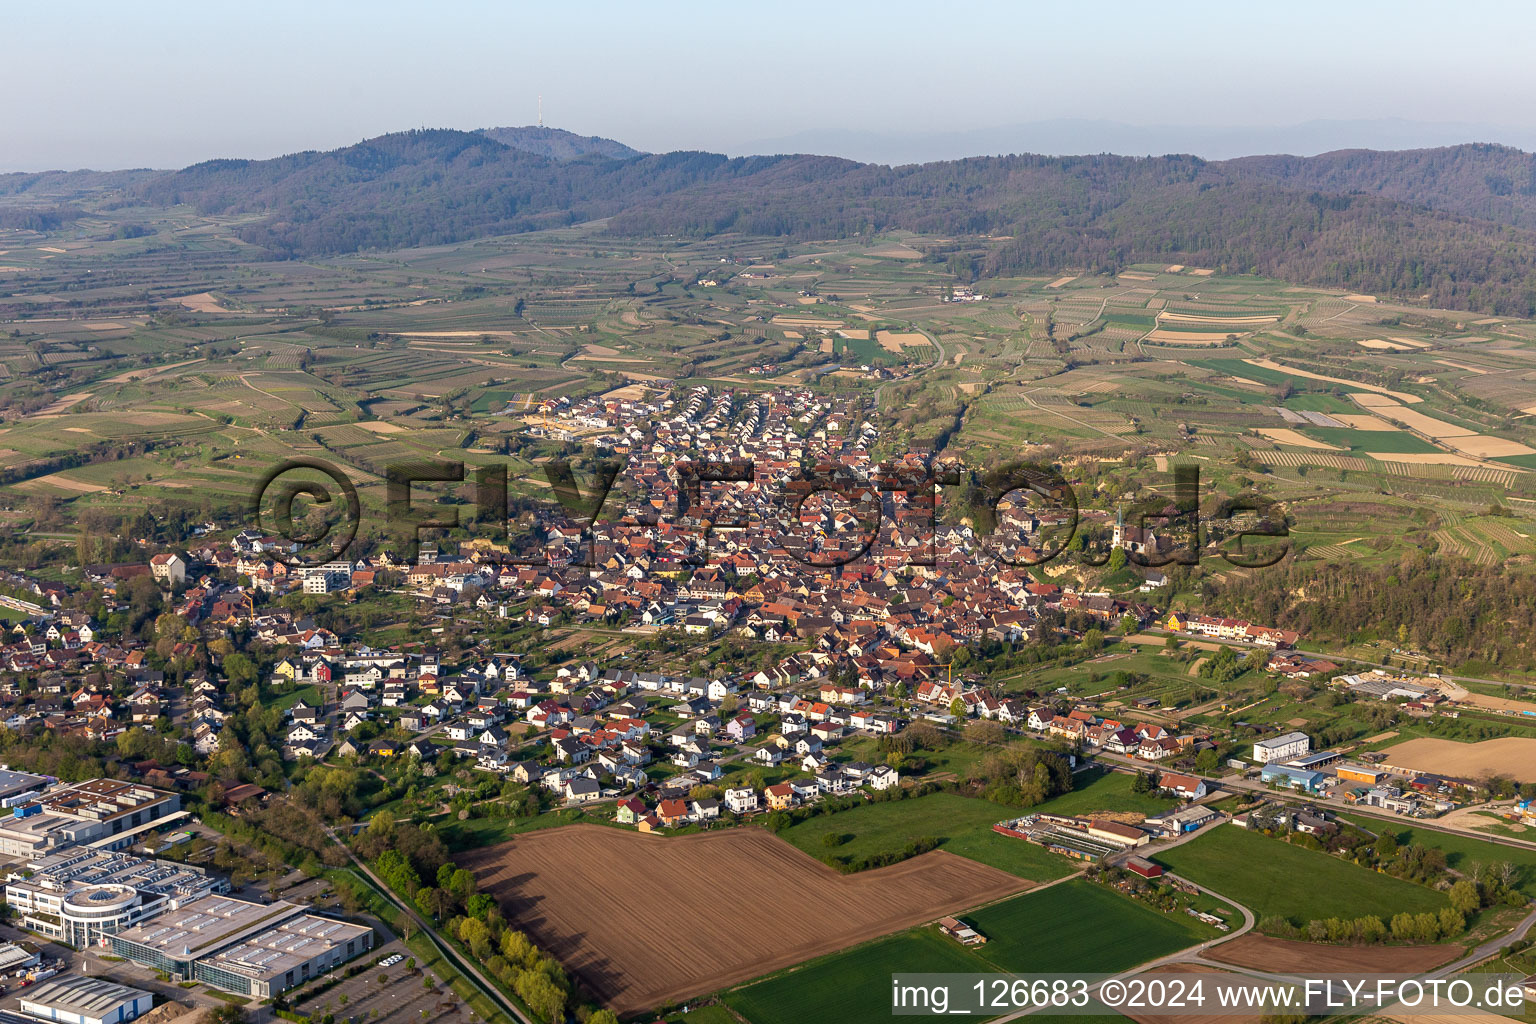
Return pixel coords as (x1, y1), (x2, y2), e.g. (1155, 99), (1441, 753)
(461, 824), (1030, 1013)
(1201, 933), (1459, 973)
(1376, 736), (1536, 783)
(725, 879), (1210, 1024)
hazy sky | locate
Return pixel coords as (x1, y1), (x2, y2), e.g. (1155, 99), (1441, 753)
(6, 0), (1536, 170)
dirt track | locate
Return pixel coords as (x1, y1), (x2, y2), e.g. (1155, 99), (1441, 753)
(462, 824), (1031, 1013)
(1201, 933), (1459, 974)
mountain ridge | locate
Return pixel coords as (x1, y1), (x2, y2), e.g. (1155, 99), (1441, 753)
(22, 128), (1536, 316)
(477, 125), (642, 161)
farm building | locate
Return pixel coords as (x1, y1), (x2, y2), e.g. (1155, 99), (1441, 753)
(938, 917), (986, 945)
(994, 814), (1147, 859)
(1126, 857), (1163, 879)
(1253, 732), (1310, 764)
(1088, 820), (1149, 848)
(1144, 805), (1218, 835)
(19, 976), (153, 1024)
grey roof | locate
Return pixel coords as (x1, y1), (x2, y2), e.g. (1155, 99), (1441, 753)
(21, 975), (151, 1016)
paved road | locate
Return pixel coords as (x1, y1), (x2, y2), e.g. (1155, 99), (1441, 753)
(1432, 905), (1536, 978)
(1084, 746), (1536, 855)
(993, 864), (1257, 1023)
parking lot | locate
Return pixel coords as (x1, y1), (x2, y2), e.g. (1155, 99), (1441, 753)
(293, 941), (481, 1024)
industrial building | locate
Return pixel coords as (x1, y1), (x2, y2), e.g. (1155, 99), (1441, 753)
(110, 895), (374, 998)
(1284, 750), (1344, 771)
(0, 781), (182, 861)
(0, 940), (38, 973)
(18, 975), (153, 1024)
(0, 769), (53, 805)
(1260, 763), (1327, 792)
(1339, 673), (1435, 702)
(1252, 731), (1310, 764)
(1336, 763), (1391, 785)
(5, 848), (226, 947)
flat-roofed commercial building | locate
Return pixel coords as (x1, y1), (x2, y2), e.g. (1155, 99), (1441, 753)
(5, 848), (226, 947)
(18, 975), (153, 1024)
(1336, 763), (1391, 785)
(0, 769), (53, 805)
(1261, 763), (1327, 792)
(0, 780), (181, 861)
(110, 895), (373, 998)
(1253, 732), (1310, 764)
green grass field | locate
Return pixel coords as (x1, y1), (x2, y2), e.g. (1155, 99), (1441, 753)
(1031, 768), (1179, 817)
(1155, 823), (1447, 924)
(1301, 428), (1441, 454)
(1283, 393), (1361, 414)
(777, 793), (1004, 863)
(968, 879), (1211, 973)
(676, 1006), (741, 1024)
(1342, 815), (1536, 898)
(776, 793), (1071, 880)
(776, 780), (1161, 879)
(724, 881), (1206, 1024)
(939, 823), (1079, 881)
(723, 928), (989, 1024)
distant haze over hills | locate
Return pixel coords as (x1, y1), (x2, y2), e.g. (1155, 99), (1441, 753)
(9, 126), (1536, 315)
(731, 118), (1536, 165)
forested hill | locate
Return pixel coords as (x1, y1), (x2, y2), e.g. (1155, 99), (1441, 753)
(130, 130), (1536, 316)
(478, 125), (643, 160)
(136, 130), (856, 255)
(1228, 144), (1536, 230)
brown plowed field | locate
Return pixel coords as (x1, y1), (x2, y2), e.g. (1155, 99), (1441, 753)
(1201, 933), (1459, 973)
(1379, 736), (1536, 783)
(1127, 964), (1260, 1024)
(461, 824), (1032, 1013)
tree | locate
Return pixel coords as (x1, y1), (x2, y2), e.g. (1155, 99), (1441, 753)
(1448, 879), (1480, 916)
(949, 697), (967, 719)
(512, 971), (566, 1024)
(224, 652), (257, 688)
